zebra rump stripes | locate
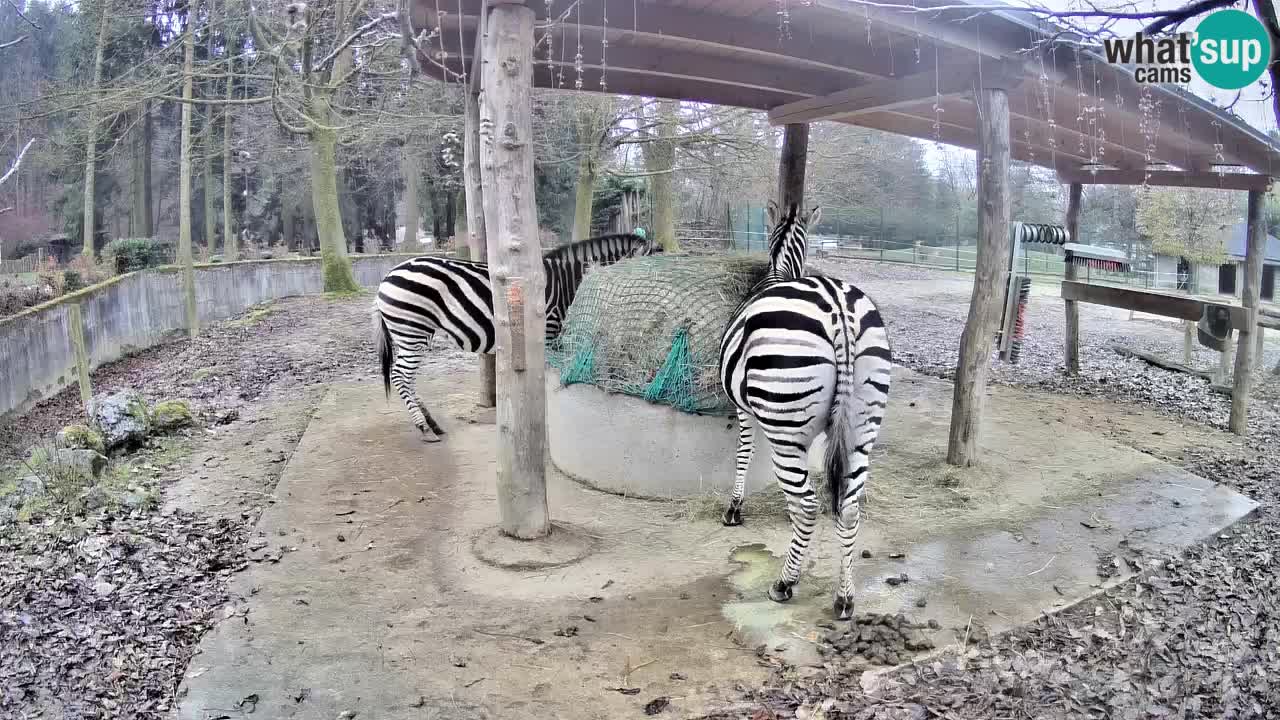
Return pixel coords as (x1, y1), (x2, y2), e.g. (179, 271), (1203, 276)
(718, 202), (893, 621)
(373, 233), (659, 440)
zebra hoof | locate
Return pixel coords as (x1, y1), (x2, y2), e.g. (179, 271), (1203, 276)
(721, 506), (743, 526)
(834, 595), (855, 621)
(419, 430), (442, 443)
(768, 580), (794, 603)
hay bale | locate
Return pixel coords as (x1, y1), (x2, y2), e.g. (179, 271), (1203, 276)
(548, 253), (769, 415)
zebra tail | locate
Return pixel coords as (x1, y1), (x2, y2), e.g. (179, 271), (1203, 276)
(823, 310), (891, 517)
(823, 341), (856, 517)
(374, 308), (393, 399)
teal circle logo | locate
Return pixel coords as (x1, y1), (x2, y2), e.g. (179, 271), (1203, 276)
(1192, 9), (1272, 90)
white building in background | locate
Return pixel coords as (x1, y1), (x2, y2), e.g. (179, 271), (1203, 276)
(394, 225), (434, 248)
(1152, 221), (1280, 302)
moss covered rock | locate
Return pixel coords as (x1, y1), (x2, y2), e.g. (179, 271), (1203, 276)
(56, 425), (107, 455)
(151, 400), (195, 432)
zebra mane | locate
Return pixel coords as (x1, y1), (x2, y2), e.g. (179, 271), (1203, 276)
(542, 232), (655, 263)
(765, 202), (817, 282)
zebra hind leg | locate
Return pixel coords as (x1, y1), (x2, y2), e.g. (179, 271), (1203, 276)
(833, 470), (867, 620)
(721, 409), (754, 527)
(765, 443), (819, 604)
(389, 338), (441, 442)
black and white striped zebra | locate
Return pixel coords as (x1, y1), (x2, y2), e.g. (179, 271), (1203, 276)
(373, 233), (660, 440)
(718, 202), (893, 621)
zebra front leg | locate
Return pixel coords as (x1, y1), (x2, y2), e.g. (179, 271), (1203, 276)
(722, 409), (754, 527)
(416, 399), (446, 436)
(768, 446), (818, 603)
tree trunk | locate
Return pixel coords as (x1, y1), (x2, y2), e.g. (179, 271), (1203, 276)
(131, 109), (146, 237)
(1229, 189), (1267, 433)
(464, 86), (496, 407)
(947, 87), (1010, 467)
(309, 121), (359, 292)
(401, 146), (419, 248)
(204, 111), (216, 251)
(445, 191), (456, 240)
(430, 185), (443, 242)
(223, 51), (236, 260)
(571, 149), (597, 242)
(179, 14), (199, 336)
(1063, 183), (1083, 374)
(82, 3), (110, 259)
(480, 3), (549, 539)
(645, 100), (679, 251)
(143, 100), (154, 237)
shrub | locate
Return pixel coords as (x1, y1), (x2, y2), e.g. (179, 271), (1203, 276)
(110, 237), (165, 274)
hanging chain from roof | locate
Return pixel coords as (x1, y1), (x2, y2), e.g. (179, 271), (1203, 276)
(912, 0), (921, 65)
(574, 1), (583, 90)
(544, 0), (555, 85)
(1092, 58), (1105, 170)
(777, 0), (792, 41)
(1074, 48), (1087, 156)
(432, 0), (447, 72)
(1212, 119), (1226, 180)
(1037, 42), (1058, 172)
(600, 1), (608, 91)
(1138, 84), (1155, 187)
(455, 0), (468, 85)
(932, 44), (943, 142)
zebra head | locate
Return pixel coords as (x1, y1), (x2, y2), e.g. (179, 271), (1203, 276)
(765, 201), (822, 281)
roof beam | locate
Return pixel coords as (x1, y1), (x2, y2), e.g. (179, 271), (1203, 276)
(437, 0), (909, 82)
(768, 58), (1025, 125)
(809, 0), (1015, 59)
(856, 109), (1094, 170)
(1057, 169), (1273, 191)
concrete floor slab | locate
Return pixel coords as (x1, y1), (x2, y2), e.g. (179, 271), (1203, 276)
(174, 368), (1256, 720)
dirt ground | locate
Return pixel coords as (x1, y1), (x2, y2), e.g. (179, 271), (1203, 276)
(2, 259), (1279, 719)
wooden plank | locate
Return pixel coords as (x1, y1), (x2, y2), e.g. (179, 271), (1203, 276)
(769, 59), (1024, 125)
(463, 68), (496, 409)
(479, 2), (549, 539)
(811, 0), (1015, 59)
(1057, 169), (1273, 191)
(1113, 345), (1214, 382)
(1063, 183), (1082, 375)
(1060, 281), (1249, 327)
(777, 123), (808, 209)
(769, 68), (961, 125)
(947, 87), (1010, 468)
(1230, 189), (1267, 434)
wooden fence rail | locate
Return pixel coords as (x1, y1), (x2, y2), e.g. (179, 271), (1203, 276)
(0, 249), (44, 276)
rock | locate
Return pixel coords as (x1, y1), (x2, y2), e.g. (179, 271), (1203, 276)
(151, 399), (195, 432)
(94, 580), (116, 597)
(55, 449), (108, 479)
(56, 425), (106, 455)
(80, 486), (111, 510)
(17, 475), (45, 497)
(89, 391), (150, 451)
(0, 506), (16, 526)
(861, 549), (872, 559)
(119, 489), (153, 509)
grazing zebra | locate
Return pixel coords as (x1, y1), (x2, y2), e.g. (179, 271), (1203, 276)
(374, 233), (660, 440)
(718, 202), (893, 621)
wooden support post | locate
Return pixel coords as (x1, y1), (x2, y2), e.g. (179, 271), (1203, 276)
(1183, 321), (1194, 366)
(479, 2), (550, 539)
(776, 123), (809, 209)
(1063, 182), (1082, 375)
(464, 70), (496, 408)
(1218, 333), (1233, 385)
(67, 303), (92, 414)
(947, 87), (1011, 467)
(1229, 189), (1267, 434)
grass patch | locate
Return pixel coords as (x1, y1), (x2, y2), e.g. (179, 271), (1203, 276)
(230, 303), (276, 327)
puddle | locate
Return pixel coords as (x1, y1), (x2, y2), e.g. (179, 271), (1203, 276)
(722, 542), (826, 666)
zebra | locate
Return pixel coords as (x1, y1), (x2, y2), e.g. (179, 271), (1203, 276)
(717, 201), (893, 621)
(373, 233), (660, 440)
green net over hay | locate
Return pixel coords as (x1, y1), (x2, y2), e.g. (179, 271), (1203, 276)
(548, 254), (770, 415)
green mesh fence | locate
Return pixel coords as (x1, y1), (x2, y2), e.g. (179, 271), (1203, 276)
(548, 253), (770, 416)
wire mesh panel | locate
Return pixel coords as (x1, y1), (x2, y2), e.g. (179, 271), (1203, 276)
(548, 254), (770, 416)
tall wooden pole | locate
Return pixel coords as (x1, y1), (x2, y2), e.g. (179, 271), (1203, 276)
(479, 2), (550, 539)
(1063, 183), (1083, 375)
(947, 87), (1011, 467)
(1229, 189), (1267, 434)
(777, 123), (809, 209)
(464, 78), (497, 408)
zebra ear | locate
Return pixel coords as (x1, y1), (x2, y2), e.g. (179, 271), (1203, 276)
(805, 205), (823, 230)
(766, 199), (780, 230)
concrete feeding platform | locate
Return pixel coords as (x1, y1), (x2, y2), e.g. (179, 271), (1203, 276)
(175, 368), (1256, 720)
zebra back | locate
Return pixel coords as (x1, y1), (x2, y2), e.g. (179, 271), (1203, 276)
(542, 233), (661, 336)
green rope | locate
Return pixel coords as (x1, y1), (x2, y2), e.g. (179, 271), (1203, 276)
(642, 328), (698, 412)
(559, 344), (597, 386)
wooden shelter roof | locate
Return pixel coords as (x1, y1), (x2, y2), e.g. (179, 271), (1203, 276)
(410, 0), (1280, 188)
